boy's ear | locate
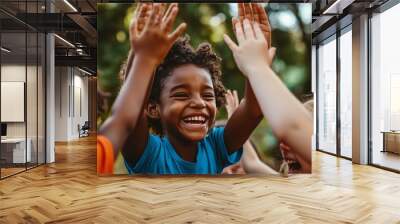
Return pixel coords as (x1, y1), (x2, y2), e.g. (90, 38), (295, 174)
(146, 102), (160, 119)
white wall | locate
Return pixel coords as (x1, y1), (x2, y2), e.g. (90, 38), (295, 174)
(55, 67), (69, 141)
(54, 67), (89, 141)
(1, 65), (26, 143)
(1, 63), (46, 164)
(1, 65), (38, 138)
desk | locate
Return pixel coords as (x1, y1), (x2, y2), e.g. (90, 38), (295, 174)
(381, 131), (400, 154)
(1, 138), (31, 163)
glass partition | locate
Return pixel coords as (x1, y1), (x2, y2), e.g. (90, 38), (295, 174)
(0, 1), (46, 179)
(339, 28), (352, 158)
(38, 32), (45, 165)
(27, 30), (38, 169)
(1, 27), (28, 178)
(317, 36), (337, 154)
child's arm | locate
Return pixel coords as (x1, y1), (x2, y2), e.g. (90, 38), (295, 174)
(223, 80), (263, 151)
(99, 4), (186, 160)
(120, 3), (179, 165)
(223, 3), (272, 154)
(224, 19), (312, 171)
(241, 142), (279, 174)
(222, 142), (279, 175)
(222, 89), (277, 175)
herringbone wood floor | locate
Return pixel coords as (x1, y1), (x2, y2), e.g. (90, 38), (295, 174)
(1, 136), (400, 223)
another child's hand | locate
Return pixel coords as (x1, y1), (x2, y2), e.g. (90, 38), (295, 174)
(129, 3), (186, 65)
(224, 19), (275, 77)
(235, 3), (274, 66)
(280, 143), (302, 173)
(224, 90), (240, 118)
(221, 162), (246, 174)
(236, 3), (272, 49)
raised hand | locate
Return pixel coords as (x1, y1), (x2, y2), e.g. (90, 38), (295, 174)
(224, 19), (275, 76)
(130, 3), (174, 39)
(224, 90), (240, 118)
(124, 3), (173, 79)
(232, 3), (274, 66)
(130, 3), (150, 40)
(235, 3), (272, 48)
(129, 3), (186, 65)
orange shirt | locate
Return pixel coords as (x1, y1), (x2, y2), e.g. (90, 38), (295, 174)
(97, 135), (114, 175)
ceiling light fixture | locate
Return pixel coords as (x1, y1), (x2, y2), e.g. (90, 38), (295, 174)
(323, 0), (354, 15)
(78, 67), (93, 76)
(63, 0), (78, 12)
(1, 47), (11, 53)
(54, 34), (75, 48)
(76, 48), (85, 55)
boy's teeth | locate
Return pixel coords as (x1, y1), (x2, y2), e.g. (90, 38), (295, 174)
(184, 116), (206, 122)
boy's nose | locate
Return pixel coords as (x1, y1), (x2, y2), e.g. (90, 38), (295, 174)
(189, 95), (206, 108)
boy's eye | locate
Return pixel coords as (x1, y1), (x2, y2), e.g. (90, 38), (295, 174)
(202, 93), (215, 100)
(172, 92), (189, 99)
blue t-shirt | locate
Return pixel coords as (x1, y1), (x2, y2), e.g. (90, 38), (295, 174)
(124, 127), (242, 174)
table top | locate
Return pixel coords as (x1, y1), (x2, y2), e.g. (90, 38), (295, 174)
(381, 131), (400, 134)
(1, 138), (29, 143)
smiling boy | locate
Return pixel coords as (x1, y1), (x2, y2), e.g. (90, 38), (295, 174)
(121, 37), (249, 174)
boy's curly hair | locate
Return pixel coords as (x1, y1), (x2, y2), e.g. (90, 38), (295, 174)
(121, 36), (226, 135)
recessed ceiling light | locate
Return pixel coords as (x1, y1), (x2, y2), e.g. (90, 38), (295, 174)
(1, 47), (11, 53)
(63, 0), (78, 12)
(78, 67), (93, 76)
(54, 34), (75, 48)
(322, 0), (353, 15)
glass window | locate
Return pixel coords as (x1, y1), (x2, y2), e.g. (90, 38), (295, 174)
(312, 45), (317, 151)
(38, 32), (45, 165)
(339, 28), (352, 158)
(317, 36), (337, 154)
(27, 30), (38, 169)
(0, 1), (46, 179)
(1, 16), (28, 177)
(371, 3), (400, 171)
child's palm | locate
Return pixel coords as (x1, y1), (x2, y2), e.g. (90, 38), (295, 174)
(132, 26), (173, 63)
(224, 20), (275, 76)
(225, 90), (240, 118)
(237, 3), (272, 49)
(235, 39), (269, 74)
(130, 4), (186, 64)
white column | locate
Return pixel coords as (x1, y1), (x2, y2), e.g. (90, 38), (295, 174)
(46, 33), (55, 163)
(352, 14), (369, 164)
(55, 67), (73, 141)
(45, 0), (56, 163)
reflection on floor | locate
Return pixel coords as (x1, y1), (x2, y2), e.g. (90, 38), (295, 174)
(0, 163), (44, 178)
(0, 167), (25, 178)
(0, 136), (399, 223)
(372, 150), (400, 171)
